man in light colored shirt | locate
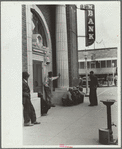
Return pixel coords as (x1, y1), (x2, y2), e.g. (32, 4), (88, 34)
(44, 71), (60, 107)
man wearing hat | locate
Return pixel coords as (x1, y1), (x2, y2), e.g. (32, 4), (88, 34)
(22, 72), (40, 126)
(89, 71), (98, 106)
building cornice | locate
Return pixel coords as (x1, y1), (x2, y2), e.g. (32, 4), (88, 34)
(78, 47), (117, 52)
(78, 57), (117, 62)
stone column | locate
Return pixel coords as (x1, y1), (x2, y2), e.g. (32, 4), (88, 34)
(26, 5), (33, 93)
(56, 5), (69, 88)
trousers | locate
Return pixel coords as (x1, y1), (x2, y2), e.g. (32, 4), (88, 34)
(44, 86), (53, 103)
(89, 87), (98, 105)
(23, 98), (36, 124)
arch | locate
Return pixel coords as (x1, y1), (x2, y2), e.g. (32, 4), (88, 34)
(25, 5), (53, 93)
(30, 5), (52, 52)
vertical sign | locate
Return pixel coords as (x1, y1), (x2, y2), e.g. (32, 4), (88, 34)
(85, 4), (95, 47)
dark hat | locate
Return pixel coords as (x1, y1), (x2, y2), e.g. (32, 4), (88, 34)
(48, 71), (53, 77)
(90, 71), (94, 74)
(22, 71), (30, 79)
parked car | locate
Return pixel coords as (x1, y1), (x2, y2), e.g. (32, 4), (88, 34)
(97, 78), (104, 87)
(82, 76), (102, 87)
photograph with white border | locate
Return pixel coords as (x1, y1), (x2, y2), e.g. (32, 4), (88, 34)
(1, 1), (121, 148)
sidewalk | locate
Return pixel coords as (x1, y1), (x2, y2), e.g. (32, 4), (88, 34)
(23, 87), (118, 147)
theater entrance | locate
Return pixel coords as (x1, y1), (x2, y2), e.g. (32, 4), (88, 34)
(33, 60), (43, 93)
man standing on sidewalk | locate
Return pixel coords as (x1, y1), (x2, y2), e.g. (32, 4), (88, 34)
(23, 72), (40, 126)
(89, 71), (98, 106)
(44, 71), (60, 107)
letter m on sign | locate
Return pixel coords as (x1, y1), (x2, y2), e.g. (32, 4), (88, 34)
(85, 4), (95, 46)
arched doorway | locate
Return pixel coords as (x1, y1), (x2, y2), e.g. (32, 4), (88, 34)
(26, 5), (52, 93)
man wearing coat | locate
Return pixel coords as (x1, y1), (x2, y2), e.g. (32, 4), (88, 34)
(89, 71), (98, 106)
(23, 72), (40, 126)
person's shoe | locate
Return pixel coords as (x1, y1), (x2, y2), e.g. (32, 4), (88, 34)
(51, 104), (55, 107)
(41, 113), (47, 116)
(24, 122), (34, 126)
(48, 102), (56, 107)
(94, 104), (98, 106)
(88, 104), (94, 106)
(33, 121), (41, 125)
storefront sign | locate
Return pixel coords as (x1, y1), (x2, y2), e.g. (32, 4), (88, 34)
(84, 4), (95, 47)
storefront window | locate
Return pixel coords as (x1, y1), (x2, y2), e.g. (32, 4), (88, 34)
(112, 60), (117, 67)
(78, 62), (80, 69)
(107, 60), (111, 67)
(87, 61), (90, 68)
(101, 61), (106, 68)
(96, 61), (100, 68)
(80, 62), (84, 69)
(91, 62), (95, 68)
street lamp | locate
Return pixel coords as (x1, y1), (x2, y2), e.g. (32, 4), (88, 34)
(83, 50), (89, 97)
(112, 63), (114, 86)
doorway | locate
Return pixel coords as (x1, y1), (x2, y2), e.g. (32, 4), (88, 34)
(33, 60), (43, 93)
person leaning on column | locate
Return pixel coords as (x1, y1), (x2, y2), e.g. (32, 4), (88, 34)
(22, 72), (40, 126)
(44, 71), (60, 107)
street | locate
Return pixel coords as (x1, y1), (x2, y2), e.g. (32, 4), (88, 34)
(23, 87), (118, 146)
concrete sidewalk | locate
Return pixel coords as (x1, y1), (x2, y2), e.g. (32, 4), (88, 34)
(23, 87), (118, 147)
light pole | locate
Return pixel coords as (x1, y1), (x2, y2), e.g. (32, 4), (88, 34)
(83, 50), (89, 96)
(112, 63), (115, 86)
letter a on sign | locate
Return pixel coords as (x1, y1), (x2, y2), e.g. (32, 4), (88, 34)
(85, 4), (95, 46)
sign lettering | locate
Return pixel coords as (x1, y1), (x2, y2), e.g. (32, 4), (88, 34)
(89, 34), (94, 39)
(85, 4), (95, 46)
(88, 26), (94, 32)
(88, 18), (94, 24)
(87, 5), (93, 9)
(88, 10), (93, 16)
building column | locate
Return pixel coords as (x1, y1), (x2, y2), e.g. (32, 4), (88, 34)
(56, 5), (69, 88)
(26, 5), (33, 93)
